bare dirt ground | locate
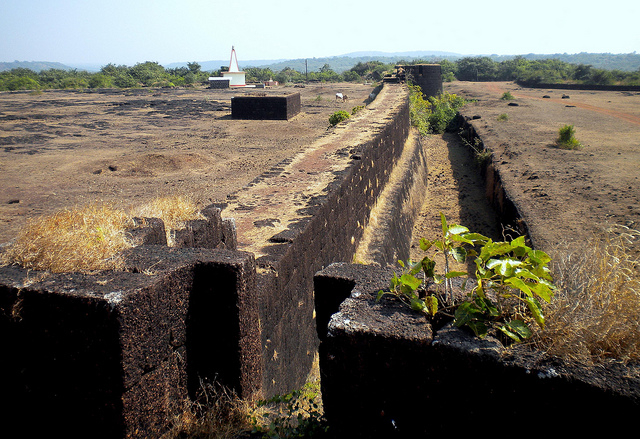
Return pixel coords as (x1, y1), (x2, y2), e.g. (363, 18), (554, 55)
(429, 81), (640, 262)
(0, 83), (374, 246)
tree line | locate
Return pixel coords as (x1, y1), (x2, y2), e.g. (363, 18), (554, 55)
(2, 56), (639, 92)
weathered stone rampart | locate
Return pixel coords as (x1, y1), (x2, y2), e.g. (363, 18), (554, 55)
(0, 82), (414, 437)
(315, 262), (640, 438)
(220, 83), (411, 396)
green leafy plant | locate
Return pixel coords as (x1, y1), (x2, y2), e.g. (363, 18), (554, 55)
(500, 91), (515, 100)
(351, 105), (365, 115)
(556, 124), (582, 149)
(250, 383), (328, 438)
(328, 110), (350, 126)
(497, 113), (509, 121)
(378, 213), (555, 343)
(378, 213), (488, 316)
(456, 235), (555, 342)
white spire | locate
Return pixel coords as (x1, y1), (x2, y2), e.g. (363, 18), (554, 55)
(228, 46), (240, 73)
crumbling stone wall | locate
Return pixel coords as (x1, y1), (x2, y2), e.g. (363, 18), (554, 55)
(315, 262), (640, 438)
(0, 209), (260, 438)
(255, 91), (411, 396)
(0, 83), (414, 436)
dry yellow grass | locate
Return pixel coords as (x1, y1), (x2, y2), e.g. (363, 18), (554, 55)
(0, 203), (133, 273)
(0, 195), (206, 273)
(132, 195), (205, 246)
(532, 227), (640, 365)
(162, 382), (254, 439)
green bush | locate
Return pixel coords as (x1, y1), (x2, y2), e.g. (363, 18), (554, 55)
(408, 84), (466, 135)
(250, 383), (329, 438)
(1, 76), (40, 91)
(556, 124), (582, 149)
(497, 113), (509, 121)
(500, 91), (515, 100)
(427, 92), (467, 133)
(328, 110), (350, 126)
(88, 74), (113, 89)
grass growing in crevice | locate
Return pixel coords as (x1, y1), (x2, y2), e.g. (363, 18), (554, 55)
(163, 369), (328, 439)
(162, 381), (254, 439)
(1, 195), (205, 273)
(531, 227), (640, 365)
(132, 195), (205, 246)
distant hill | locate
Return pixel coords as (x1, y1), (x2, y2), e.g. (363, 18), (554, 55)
(4, 52), (640, 74)
(0, 61), (74, 72)
(341, 50), (462, 58)
(169, 51), (463, 74)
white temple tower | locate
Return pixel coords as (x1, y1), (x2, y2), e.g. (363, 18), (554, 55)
(222, 46), (246, 87)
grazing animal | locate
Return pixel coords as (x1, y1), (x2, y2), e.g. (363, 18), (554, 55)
(335, 92), (348, 102)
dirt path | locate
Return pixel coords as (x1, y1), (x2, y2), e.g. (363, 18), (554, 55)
(409, 132), (502, 267)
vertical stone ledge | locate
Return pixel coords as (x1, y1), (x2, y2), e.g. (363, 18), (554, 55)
(0, 246), (259, 438)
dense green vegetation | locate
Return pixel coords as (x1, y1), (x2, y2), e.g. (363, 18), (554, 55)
(449, 56), (640, 85)
(2, 55), (639, 91)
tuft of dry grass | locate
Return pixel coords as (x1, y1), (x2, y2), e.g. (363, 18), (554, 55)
(132, 195), (205, 246)
(1, 195), (206, 274)
(162, 381), (255, 439)
(532, 227), (640, 365)
(0, 203), (133, 273)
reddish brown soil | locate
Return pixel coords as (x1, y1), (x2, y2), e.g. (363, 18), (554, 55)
(0, 83), (374, 246)
(440, 81), (640, 260)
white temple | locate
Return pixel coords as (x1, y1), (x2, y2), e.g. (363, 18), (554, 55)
(222, 46), (247, 87)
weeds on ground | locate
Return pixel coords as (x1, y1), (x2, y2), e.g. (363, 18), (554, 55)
(532, 227), (640, 365)
(163, 380), (328, 439)
(497, 113), (509, 121)
(500, 91), (515, 100)
(556, 124), (582, 150)
(1, 195), (205, 273)
(460, 132), (492, 166)
(249, 381), (329, 438)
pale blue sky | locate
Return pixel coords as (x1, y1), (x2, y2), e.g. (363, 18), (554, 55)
(1, 0), (638, 66)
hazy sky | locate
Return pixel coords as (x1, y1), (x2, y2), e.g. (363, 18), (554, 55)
(2, 0), (638, 66)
